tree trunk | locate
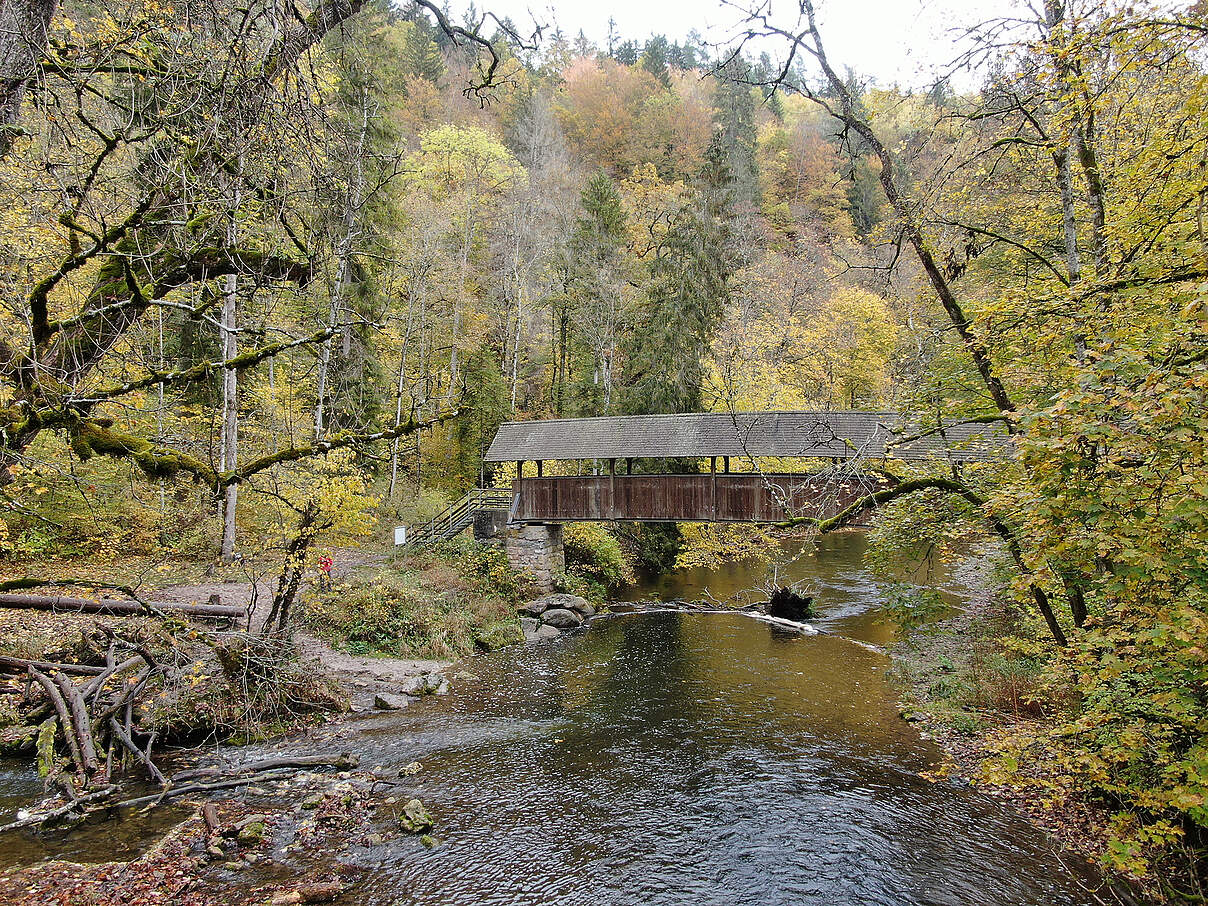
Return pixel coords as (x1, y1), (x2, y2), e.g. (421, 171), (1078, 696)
(314, 86), (370, 442)
(219, 171), (242, 563)
(389, 283), (420, 499)
(0, 0), (59, 158)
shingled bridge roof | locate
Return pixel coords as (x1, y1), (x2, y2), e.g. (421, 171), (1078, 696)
(484, 411), (1007, 464)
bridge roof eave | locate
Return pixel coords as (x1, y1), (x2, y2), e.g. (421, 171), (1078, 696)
(483, 411), (1007, 465)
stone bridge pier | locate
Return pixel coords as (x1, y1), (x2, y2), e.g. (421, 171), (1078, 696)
(504, 523), (564, 593)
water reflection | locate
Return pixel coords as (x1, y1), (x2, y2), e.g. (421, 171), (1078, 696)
(620, 531), (960, 647)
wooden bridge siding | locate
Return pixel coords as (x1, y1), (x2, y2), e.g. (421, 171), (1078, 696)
(511, 474), (889, 523)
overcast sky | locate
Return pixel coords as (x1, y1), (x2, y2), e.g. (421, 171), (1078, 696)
(469, 0), (1025, 88)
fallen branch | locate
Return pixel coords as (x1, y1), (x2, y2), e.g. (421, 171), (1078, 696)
(0, 656), (105, 676)
(113, 767), (302, 810)
(270, 881), (346, 905)
(108, 716), (166, 786)
(170, 753), (359, 783)
(0, 594), (243, 619)
(81, 656), (144, 700)
(0, 785), (118, 833)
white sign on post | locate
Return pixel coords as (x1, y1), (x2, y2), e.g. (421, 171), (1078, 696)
(393, 526), (407, 546)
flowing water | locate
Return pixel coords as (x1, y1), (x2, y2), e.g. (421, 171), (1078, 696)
(0, 533), (1105, 904)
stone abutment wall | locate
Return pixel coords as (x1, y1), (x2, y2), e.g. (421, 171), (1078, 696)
(505, 523), (564, 593)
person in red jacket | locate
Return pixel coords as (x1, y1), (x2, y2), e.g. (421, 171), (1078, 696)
(317, 554), (333, 590)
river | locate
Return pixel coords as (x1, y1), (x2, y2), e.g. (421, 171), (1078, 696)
(305, 532), (1100, 905)
(0, 533), (1104, 904)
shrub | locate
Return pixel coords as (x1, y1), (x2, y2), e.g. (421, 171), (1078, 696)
(563, 522), (636, 589)
(302, 541), (528, 660)
(552, 570), (607, 605)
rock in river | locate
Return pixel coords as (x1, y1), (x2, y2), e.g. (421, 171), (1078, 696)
(518, 599), (551, 617)
(519, 593), (595, 618)
(541, 607), (583, 628)
(374, 692), (411, 711)
(398, 798), (433, 833)
(402, 672), (449, 696)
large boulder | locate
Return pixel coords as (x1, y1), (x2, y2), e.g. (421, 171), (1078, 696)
(535, 624), (562, 641)
(520, 593), (595, 618)
(518, 599), (551, 617)
(402, 672), (449, 696)
(541, 607), (583, 629)
(521, 617), (542, 644)
(545, 593), (593, 614)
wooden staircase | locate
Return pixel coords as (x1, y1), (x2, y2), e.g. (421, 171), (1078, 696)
(405, 487), (512, 546)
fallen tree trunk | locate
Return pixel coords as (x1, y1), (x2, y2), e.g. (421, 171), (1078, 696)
(0, 656), (105, 676)
(0, 594), (244, 619)
(170, 753), (360, 783)
(54, 673), (103, 783)
(28, 669), (85, 781)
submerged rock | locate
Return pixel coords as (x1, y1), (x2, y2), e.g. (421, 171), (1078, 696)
(374, 693), (411, 711)
(541, 608), (583, 628)
(236, 821), (267, 844)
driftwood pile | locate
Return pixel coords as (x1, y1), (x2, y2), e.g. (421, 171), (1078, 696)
(0, 743), (360, 833)
(0, 591), (275, 832)
(2, 639), (170, 802)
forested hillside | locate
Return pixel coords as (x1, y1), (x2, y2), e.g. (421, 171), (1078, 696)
(1, 0), (1207, 895)
(0, 0), (917, 558)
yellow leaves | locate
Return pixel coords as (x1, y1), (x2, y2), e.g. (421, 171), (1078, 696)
(405, 125), (526, 201)
(706, 272), (898, 413)
(620, 163), (686, 255)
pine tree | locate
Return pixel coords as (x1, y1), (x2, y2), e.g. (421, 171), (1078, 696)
(455, 344), (509, 486)
(614, 40), (639, 66)
(712, 57), (759, 206)
(400, 19), (445, 85)
(621, 138), (734, 414)
(572, 171), (626, 262)
(549, 172), (629, 417)
(641, 36), (672, 89)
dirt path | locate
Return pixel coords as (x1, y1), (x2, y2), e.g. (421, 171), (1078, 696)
(295, 633), (448, 710)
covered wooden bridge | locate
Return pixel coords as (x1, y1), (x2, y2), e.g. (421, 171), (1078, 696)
(484, 410), (1004, 525)
(406, 410), (1004, 589)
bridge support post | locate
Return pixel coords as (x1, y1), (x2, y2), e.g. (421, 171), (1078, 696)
(506, 523), (564, 593)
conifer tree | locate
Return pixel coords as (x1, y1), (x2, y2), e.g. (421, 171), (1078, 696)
(641, 36), (672, 88)
(622, 138), (734, 414)
(712, 58), (759, 205)
(401, 18), (446, 84)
